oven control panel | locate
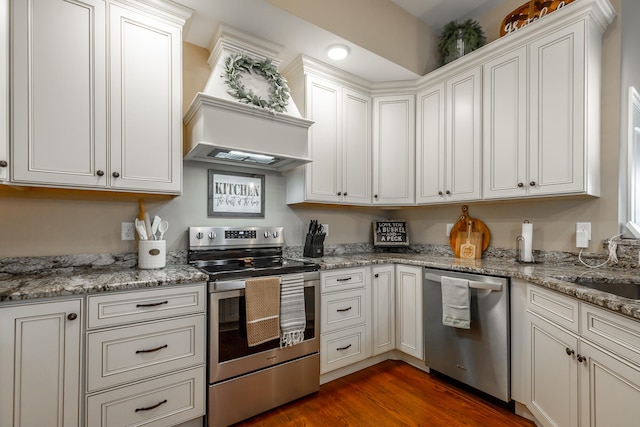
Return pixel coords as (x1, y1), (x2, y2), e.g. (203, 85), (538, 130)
(189, 226), (284, 249)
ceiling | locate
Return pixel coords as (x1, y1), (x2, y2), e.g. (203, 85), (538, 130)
(176, 0), (503, 82)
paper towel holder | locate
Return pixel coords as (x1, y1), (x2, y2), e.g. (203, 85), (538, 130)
(515, 220), (538, 264)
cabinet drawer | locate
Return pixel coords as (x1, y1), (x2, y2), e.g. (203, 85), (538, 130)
(321, 288), (366, 333)
(320, 325), (367, 374)
(527, 284), (579, 333)
(86, 366), (205, 427)
(87, 314), (205, 392)
(87, 284), (205, 328)
(321, 268), (367, 293)
(581, 303), (640, 365)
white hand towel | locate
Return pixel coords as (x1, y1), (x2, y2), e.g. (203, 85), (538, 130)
(441, 276), (471, 329)
(279, 273), (306, 347)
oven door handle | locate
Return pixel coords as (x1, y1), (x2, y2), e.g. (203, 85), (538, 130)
(425, 273), (503, 292)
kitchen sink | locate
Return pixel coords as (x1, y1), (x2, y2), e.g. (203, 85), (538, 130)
(571, 279), (640, 300)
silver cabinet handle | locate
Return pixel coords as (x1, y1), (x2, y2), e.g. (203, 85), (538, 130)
(425, 273), (503, 292)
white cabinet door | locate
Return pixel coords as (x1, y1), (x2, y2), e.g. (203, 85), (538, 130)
(579, 340), (640, 427)
(529, 21), (586, 196)
(527, 311), (579, 427)
(342, 88), (371, 204)
(108, 4), (182, 193)
(445, 67), (482, 202)
(416, 66), (481, 204)
(11, 0), (108, 187)
(304, 75), (341, 203)
(0, 0), (8, 182)
(483, 47), (528, 199)
(372, 265), (395, 355)
(372, 94), (415, 205)
(0, 299), (82, 427)
(416, 82), (446, 203)
(395, 264), (423, 359)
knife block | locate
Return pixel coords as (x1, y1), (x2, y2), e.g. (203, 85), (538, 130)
(303, 233), (324, 258)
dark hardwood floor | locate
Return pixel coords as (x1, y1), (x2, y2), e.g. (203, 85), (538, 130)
(233, 360), (535, 426)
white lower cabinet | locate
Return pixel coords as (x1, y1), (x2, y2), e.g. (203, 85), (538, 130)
(372, 265), (395, 355)
(85, 284), (206, 426)
(0, 298), (83, 427)
(395, 264), (423, 360)
(319, 268), (371, 374)
(513, 279), (640, 427)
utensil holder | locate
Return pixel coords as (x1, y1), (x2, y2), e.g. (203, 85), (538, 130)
(303, 233), (324, 258)
(138, 240), (166, 269)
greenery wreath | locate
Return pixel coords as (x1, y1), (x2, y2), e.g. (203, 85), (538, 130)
(438, 19), (487, 66)
(223, 53), (290, 113)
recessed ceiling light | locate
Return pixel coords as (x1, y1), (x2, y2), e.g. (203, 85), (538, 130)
(327, 44), (349, 60)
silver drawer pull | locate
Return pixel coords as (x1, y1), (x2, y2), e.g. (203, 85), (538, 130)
(469, 281), (502, 292)
(337, 344), (352, 351)
(336, 277), (352, 282)
(135, 399), (167, 412)
(136, 300), (169, 308)
(136, 344), (168, 354)
(336, 306), (352, 312)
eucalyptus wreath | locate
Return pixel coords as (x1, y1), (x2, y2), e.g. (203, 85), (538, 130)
(222, 53), (290, 113)
(438, 19), (487, 65)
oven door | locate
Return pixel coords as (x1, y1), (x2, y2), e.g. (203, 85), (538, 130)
(209, 274), (319, 384)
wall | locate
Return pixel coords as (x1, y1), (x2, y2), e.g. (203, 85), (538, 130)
(0, 0), (628, 258)
(265, 0), (438, 75)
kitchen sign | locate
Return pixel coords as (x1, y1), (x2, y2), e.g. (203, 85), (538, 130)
(208, 170), (265, 217)
(500, 0), (575, 37)
(373, 220), (409, 247)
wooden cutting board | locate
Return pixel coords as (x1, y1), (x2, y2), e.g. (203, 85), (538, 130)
(449, 205), (491, 258)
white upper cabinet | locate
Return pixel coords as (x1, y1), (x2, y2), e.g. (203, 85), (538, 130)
(373, 94), (416, 205)
(484, 5), (612, 199)
(416, 66), (481, 204)
(0, 0), (8, 182)
(108, 4), (183, 193)
(10, 0), (189, 194)
(285, 60), (371, 205)
(483, 47), (528, 199)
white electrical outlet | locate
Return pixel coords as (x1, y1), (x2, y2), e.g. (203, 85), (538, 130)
(321, 224), (329, 237)
(576, 222), (591, 248)
(121, 222), (135, 240)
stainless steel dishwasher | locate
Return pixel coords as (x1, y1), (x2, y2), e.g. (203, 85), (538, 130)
(423, 268), (510, 402)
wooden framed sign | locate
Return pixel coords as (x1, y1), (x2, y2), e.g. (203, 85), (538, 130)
(500, 0), (575, 37)
(373, 221), (409, 247)
(208, 170), (265, 217)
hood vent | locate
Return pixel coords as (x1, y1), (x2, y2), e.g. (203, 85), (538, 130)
(184, 26), (313, 172)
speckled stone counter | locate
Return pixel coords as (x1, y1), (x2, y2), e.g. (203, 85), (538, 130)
(309, 252), (640, 321)
(2, 247), (640, 322)
(0, 251), (207, 302)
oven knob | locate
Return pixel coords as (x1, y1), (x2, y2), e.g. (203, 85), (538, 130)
(264, 231), (270, 238)
(273, 231), (279, 238)
(196, 232), (204, 240)
(208, 232), (216, 239)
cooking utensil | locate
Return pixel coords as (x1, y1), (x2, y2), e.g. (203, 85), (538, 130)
(449, 205), (491, 257)
(157, 220), (169, 240)
(135, 218), (148, 240)
(151, 215), (161, 240)
(459, 221), (477, 259)
(138, 200), (153, 240)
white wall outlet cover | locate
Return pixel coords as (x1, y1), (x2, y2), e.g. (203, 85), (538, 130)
(321, 224), (329, 237)
(576, 222), (591, 240)
(121, 222), (135, 240)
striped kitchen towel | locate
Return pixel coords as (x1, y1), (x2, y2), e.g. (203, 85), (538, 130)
(245, 276), (281, 346)
(280, 273), (306, 347)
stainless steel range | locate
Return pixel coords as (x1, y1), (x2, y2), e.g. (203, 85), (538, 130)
(187, 226), (320, 427)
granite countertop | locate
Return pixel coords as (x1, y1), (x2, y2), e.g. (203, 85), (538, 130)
(1, 251), (639, 322)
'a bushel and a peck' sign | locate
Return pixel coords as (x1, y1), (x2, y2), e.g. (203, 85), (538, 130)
(373, 221), (409, 247)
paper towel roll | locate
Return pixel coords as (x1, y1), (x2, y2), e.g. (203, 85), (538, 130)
(522, 222), (533, 262)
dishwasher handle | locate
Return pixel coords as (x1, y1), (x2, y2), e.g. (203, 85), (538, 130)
(425, 273), (503, 292)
